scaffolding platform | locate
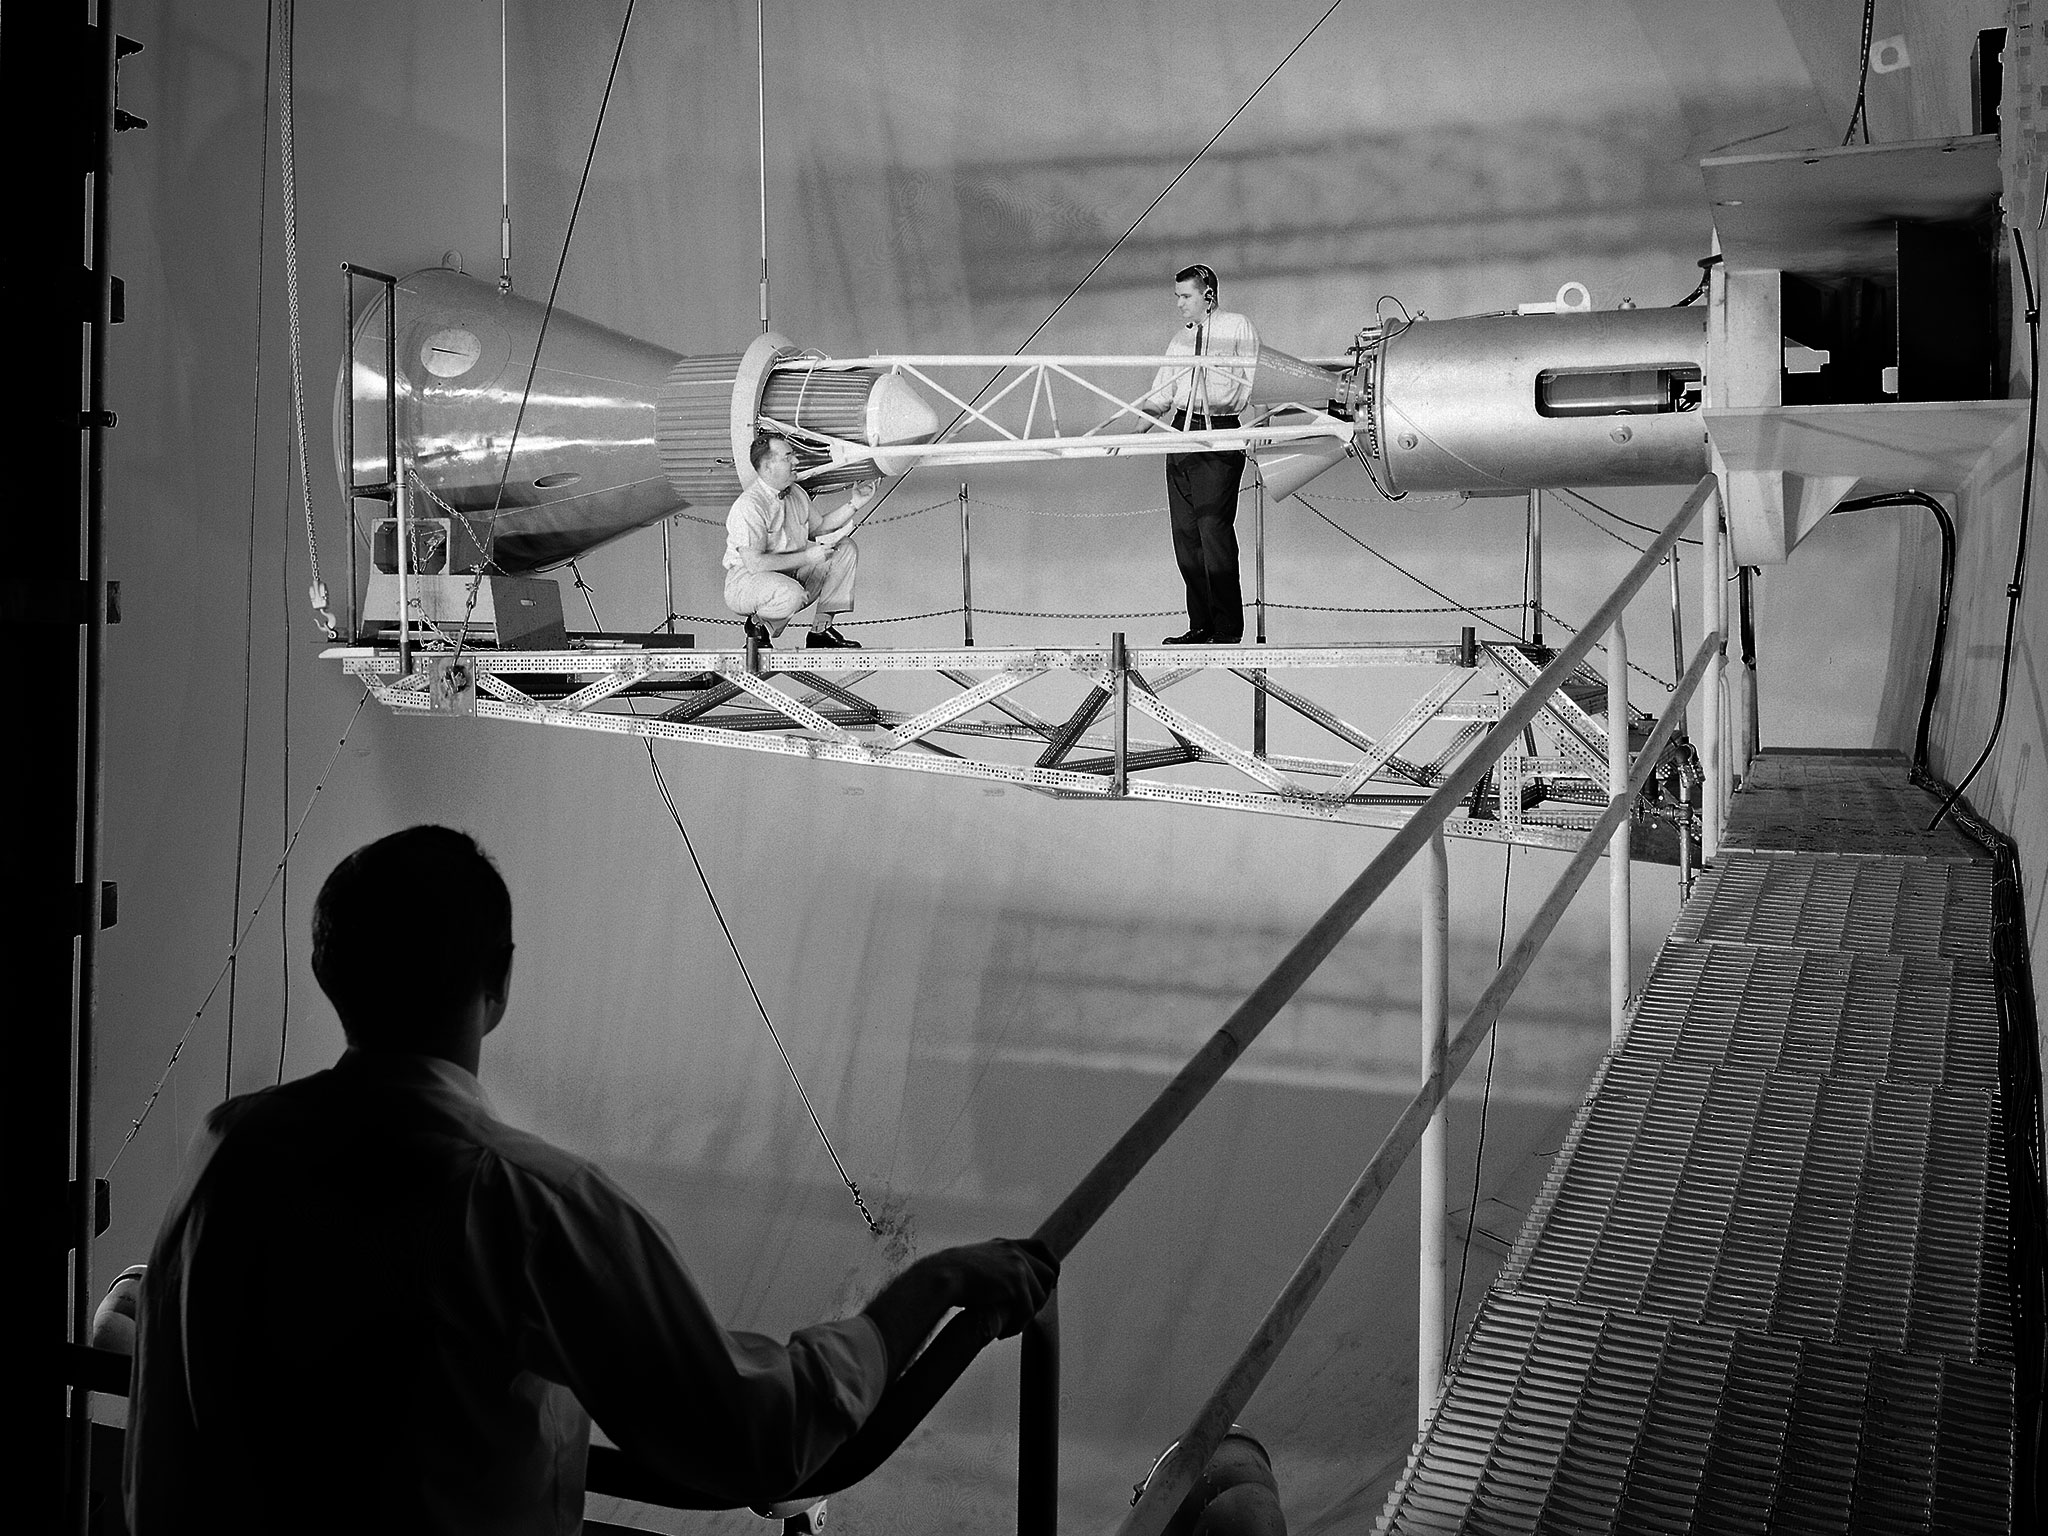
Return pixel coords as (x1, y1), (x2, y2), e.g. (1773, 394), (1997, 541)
(327, 637), (1691, 854)
(1378, 749), (2016, 1532)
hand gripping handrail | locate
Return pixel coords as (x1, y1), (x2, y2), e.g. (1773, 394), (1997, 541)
(1119, 633), (1717, 1536)
(781, 474), (1721, 1508)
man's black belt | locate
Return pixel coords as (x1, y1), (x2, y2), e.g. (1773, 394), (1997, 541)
(1170, 411), (1240, 429)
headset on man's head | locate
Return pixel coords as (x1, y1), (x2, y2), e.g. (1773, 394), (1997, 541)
(1175, 262), (1218, 308)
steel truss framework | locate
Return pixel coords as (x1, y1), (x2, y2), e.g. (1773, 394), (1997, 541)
(331, 638), (1681, 850)
(765, 354), (1352, 476)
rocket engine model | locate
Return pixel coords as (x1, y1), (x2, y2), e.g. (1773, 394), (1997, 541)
(1353, 305), (1708, 496)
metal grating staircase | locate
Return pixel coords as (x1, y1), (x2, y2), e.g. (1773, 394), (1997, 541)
(1377, 750), (2016, 1532)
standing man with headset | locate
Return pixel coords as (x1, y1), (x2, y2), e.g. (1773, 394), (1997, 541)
(1137, 263), (1259, 644)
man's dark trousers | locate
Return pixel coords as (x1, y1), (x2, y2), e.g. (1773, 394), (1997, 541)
(1166, 421), (1247, 640)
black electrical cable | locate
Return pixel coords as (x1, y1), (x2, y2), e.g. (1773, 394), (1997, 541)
(1907, 769), (2048, 1527)
(1932, 225), (2037, 830)
(1841, 0), (1877, 146)
(1827, 491), (1955, 777)
(1672, 253), (1723, 308)
(1446, 843), (1513, 1373)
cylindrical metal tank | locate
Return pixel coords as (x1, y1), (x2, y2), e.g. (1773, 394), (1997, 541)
(1362, 307), (1709, 495)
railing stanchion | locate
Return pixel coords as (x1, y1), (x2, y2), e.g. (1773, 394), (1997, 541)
(1252, 471), (1267, 755)
(1117, 634), (1717, 1536)
(1738, 564), (1760, 764)
(1418, 831), (1450, 1426)
(1528, 489), (1544, 644)
(1700, 489), (1724, 860)
(1017, 1294), (1060, 1536)
(382, 271), (408, 674)
(1112, 632), (1128, 796)
(394, 452), (413, 677)
(1608, 616), (1631, 1043)
(959, 481), (975, 647)
(661, 516), (676, 635)
(1668, 548), (1685, 688)
(343, 268), (358, 644)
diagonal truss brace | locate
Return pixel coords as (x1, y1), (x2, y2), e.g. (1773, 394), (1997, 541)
(1328, 668), (1477, 800)
(880, 668), (1043, 751)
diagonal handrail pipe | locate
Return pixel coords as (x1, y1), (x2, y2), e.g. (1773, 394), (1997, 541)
(1120, 633), (1717, 1536)
(783, 473), (1719, 1504)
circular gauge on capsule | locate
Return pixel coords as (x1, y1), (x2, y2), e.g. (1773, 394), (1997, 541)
(420, 327), (484, 378)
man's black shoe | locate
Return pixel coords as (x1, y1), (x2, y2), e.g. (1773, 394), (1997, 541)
(806, 626), (862, 649)
(1162, 629), (1212, 644)
(743, 619), (773, 650)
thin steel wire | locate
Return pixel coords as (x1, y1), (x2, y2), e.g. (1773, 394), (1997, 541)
(228, 0), (279, 1092)
(842, 0), (1354, 534)
(571, 569), (879, 1236)
(108, 689), (373, 1175)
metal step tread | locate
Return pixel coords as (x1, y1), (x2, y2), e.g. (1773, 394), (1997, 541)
(1672, 852), (1994, 960)
(1626, 940), (2001, 1092)
(1375, 750), (2014, 1532)
(1726, 751), (1986, 862)
(1377, 1291), (2015, 1534)
(1494, 1049), (2011, 1364)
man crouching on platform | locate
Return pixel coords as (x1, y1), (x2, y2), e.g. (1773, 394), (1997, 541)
(724, 430), (875, 650)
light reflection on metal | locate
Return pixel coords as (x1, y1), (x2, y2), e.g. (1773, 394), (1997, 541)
(1360, 306), (1710, 495)
(334, 270), (942, 573)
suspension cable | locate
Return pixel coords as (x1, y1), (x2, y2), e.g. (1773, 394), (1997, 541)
(228, 0), (279, 1092)
(645, 744), (879, 1237)
(756, 0), (769, 333)
(570, 569), (880, 1236)
(108, 689), (372, 1176)
(449, 0), (638, 666)
(846, 0), (1352, 535)
(276, 0), (333, 638)
(498, 0), (512, 293)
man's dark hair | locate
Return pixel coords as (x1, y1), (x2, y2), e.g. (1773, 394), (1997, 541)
(311, 826), (512, 1046)
(1176, 263), (1218, 302)
(749, 430), (792, 472)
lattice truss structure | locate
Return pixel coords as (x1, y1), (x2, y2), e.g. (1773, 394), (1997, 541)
(764, 354), (1352, 475)
(333, 638), (1681, 849)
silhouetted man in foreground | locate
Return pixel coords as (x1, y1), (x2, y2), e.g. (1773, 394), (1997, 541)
(126, 825), (1055, 1534)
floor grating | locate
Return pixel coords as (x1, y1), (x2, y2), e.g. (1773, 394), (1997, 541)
(1378, 754), (2014, 1532)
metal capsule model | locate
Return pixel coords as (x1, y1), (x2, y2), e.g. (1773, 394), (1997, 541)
(335, 268), (941, 574)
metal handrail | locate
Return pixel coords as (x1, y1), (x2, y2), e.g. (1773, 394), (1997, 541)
(1120, 634), (1716, 1536)
(782, 476), (1724, 1515)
